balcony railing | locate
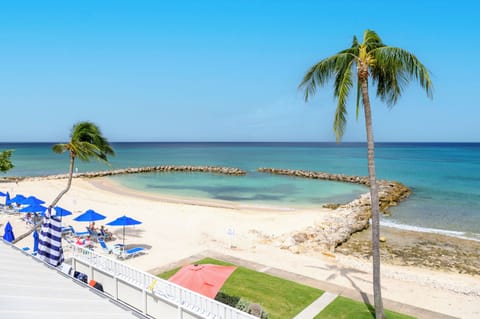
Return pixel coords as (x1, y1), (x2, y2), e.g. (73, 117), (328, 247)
(68, 244), (257, 319)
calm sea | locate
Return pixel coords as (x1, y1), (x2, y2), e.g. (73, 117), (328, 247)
(1, 142), (479, 240)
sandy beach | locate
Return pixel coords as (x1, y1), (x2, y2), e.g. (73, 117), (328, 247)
(2, 177), (479, 319)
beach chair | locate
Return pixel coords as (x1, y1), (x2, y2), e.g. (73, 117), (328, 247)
(99, 227), (113, 241)
(98, 238), (121, 255)
(86, 226), (104, 242)
(66, 225), (89, 238)
(119, 247), (146, 259)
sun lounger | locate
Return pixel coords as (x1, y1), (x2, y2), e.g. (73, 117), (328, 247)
(98, 238), (122, 255)
(118, 247), (146, 259)
(86, 226), (104, 242)
(65, 225), (89, 238)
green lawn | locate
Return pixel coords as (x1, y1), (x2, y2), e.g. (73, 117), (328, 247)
(158, 258), (416, 319)
(158, 257), (324, 319)
(316, 296), (415, 319)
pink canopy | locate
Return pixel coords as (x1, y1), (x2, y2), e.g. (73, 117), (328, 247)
(169, 264), (237, 298)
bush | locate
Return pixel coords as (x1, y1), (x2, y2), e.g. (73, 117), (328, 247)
(235, 298), (269, 319)
(215, 291), (240, 308)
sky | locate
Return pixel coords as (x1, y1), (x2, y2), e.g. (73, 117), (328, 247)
(0, 0), (479, 142)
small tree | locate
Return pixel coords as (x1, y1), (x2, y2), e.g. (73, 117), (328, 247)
(0, 150), (14, 173)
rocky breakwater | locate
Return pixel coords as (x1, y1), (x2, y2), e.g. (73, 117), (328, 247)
(13, 165), (246, 182)
(256, 168), (411, 253)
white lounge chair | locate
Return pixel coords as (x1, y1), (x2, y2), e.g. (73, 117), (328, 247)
(65, 225), (89, 238)
(118, 247), (146, 259)
(98, 238), (121, 255)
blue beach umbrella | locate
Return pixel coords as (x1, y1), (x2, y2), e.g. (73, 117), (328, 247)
(73, 209), (106, 222)
(3, 221), (15, 243)
(24, 196), (45, 206)
(10, 194), (27, 205)
(106, 215), (142, 247)
(54, 206), (73, 217)
(19, 204), (48, 214)
(0, 191), (6, 196)
(33, 230), (39, 254)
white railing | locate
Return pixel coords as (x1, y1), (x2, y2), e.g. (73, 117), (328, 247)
(69, 244), (257, 319)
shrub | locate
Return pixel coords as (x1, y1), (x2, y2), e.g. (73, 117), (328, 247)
(215, 291), (240, 308)
(235, 298), (269, 319)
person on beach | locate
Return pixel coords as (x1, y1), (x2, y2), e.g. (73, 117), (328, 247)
(89, 221), (97, 232)
(76, 236), (94, 249)
(100, 225), (113, 241)
(25, 213), (33, 226)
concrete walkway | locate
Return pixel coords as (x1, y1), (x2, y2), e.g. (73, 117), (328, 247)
(293, 292), (338, 319)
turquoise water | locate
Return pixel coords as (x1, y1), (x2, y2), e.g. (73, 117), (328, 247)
(1, 142), (479, 239)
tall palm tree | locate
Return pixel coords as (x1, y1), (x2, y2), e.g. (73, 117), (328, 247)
(299, 29), (432, 318)
(50, 121), (115, 207)
(12, 122), (114, 244)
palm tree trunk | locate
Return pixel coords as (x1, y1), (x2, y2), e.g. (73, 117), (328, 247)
(12, 154), (75, 244)
(50, 153), (75, 207)
(360, 78), (385, 318)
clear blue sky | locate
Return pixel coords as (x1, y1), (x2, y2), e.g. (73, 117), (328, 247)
(1, 0), (479, 142)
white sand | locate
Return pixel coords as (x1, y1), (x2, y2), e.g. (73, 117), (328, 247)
(2, 178), (479, 318)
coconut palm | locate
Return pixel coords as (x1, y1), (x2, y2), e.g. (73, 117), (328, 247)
(12, 122), (114, 244)
(50, 121), (115, 207)
(299, 29), (432, 318)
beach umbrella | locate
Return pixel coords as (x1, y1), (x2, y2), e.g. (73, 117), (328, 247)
(24, 196), (45, 206)
(54, 206), (73, 217)
(37, 208), (64, 266)
(10, 194), (27, 205)
(106, 215), (142, 247)
(3, 221), (15, 243)
(169, 264), (237, 299)
(0, 191), (6, 196)
(33, 230), (39, 254)
(73, 209), (106, 222)
(19, 204), (48, 214)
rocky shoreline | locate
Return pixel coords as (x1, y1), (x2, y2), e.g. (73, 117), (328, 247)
(257, 168), (411, 251)
(256, 168), (480, 276)
(336, 225), (480, 276)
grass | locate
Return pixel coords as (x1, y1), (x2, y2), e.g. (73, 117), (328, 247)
(158, 258), (416, 319)
(315, 296), (416, 319)
(158, 257), (324, 319)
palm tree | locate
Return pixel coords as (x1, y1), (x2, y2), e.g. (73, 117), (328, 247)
(12, 122), (114, 244)
(299, 29), (432, 318)
(50, 121), (115, 207)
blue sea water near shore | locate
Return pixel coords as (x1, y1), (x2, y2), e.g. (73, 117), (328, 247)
(1, 142), (479, 241)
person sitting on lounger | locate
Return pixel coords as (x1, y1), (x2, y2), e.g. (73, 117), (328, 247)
(100, 225), (113, 241)
(89, 221), (97, 232)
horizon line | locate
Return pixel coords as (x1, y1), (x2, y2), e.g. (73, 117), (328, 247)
(0, 141), (479, 144)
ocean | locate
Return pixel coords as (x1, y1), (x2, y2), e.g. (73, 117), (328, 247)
(1, 142), (479, 240)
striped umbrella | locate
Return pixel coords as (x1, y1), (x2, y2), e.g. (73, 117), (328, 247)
(37, 208), (64, 266)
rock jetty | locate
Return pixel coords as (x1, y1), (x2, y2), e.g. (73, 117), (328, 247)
(3, 165), (246, 182)
(257, 168), (411, 253)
